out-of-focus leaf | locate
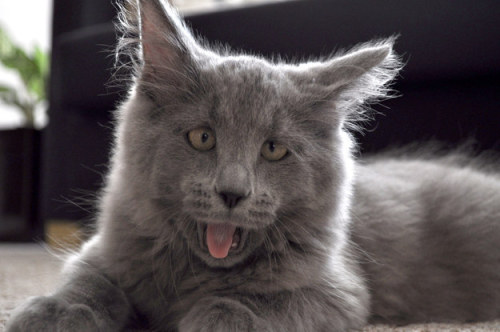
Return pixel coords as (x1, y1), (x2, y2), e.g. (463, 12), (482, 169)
(30, 46), (49, 100)
(0, 86), (35, 127)
(8, 51), (37, 87)
(0, 26), (48, 127)
(0, 27), (39, 94)
(34, 46), (49, 75)
(0, 85), (11, 93)
(0, 27), (14, 56)
(0, 85), (22, 108)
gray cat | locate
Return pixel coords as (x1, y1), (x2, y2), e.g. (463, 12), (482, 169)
(7, 0), (500, 331)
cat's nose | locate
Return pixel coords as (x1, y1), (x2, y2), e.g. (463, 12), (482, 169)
(218, 191), (244, 209)
(215, 163), (252, 209)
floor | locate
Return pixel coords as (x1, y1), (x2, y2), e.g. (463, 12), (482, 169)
(0, 243), (64, 330)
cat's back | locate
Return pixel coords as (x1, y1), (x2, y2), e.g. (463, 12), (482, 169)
(353, 156), (500, 223)
(350, 156), (500, 323)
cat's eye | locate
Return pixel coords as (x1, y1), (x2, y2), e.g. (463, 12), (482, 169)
(187, 127), (216, 151)
(261, 141), (288, 161)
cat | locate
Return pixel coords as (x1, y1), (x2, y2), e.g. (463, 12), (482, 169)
(7, 0), (500, 331)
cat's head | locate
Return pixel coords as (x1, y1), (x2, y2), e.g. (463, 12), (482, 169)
(113, 0), (400, 268)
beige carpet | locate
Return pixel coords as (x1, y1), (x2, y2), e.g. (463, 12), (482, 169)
(0, 244), (64, 331)
(1, 244), (499, 332)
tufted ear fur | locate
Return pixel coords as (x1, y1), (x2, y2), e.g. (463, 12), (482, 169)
(288, 39), (401, 126)
(140, 0), (197, 70)
(117, 0), (204, 100)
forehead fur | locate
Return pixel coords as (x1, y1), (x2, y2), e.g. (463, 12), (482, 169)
(200, 56), (310, 126)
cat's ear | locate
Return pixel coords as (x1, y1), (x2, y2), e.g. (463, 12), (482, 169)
(118, 0), (202, 98)
(290, 39), (401, 122)
(138, 0), (197, 71)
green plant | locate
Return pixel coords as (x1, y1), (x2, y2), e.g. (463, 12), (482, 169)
(0, 26), (49, 128)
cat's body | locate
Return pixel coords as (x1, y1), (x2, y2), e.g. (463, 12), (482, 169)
(7, 0), (500, 331)
(354, 158), (500, 324)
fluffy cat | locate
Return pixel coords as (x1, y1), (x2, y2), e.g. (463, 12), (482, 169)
(7, 0), (500, 331)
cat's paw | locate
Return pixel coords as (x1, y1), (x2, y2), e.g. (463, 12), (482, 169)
(6, 296), (100, 332)
(178, 296), (266, 332)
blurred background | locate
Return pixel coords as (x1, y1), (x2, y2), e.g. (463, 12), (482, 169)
(0, 0), (499, 246)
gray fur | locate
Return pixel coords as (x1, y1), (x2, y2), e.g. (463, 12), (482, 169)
(7, 0), (500, 331)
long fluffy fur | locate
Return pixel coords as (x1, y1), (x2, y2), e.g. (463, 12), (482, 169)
(6, 1), (500, 331)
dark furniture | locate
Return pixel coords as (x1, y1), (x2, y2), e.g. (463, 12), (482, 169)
(0, 129), (41, 241)
(42, 0), (500, 227)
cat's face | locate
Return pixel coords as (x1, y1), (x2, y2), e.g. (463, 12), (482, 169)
(116, 0), (398, 268)
(135, 57), (345, 267)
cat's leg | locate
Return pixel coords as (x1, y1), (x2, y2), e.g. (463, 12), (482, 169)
(178, 287), (368, 332)
(6, 264), (131, 332)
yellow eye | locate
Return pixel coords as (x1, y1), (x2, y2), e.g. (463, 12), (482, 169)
(261, 141), (288, 161)
(187, 128), (216, 151)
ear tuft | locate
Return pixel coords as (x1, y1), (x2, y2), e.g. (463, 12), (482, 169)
(115, 0), (204, 100)
(290, 38), (402, 129)
(338, 39), (402, 129)
(139, 0), (195, 68)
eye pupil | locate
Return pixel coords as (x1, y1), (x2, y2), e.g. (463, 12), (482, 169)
(269, 141), (275, 153)
(201, 132), (209, 143)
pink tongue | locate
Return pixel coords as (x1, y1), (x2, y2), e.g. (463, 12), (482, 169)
(206, 223), (236, 259)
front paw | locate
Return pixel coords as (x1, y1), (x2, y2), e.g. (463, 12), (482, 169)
(179, 296), (265, 332)
(6, 296), (100, 332)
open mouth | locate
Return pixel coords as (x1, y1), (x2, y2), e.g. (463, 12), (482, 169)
(198, 223), (246, 259)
